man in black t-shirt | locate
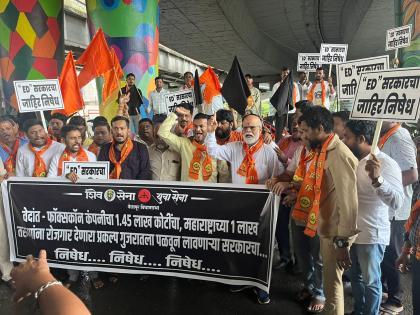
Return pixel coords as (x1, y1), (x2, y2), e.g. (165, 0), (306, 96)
(118, 73), (144, 135)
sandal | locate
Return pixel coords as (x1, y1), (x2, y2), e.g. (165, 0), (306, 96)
(296, 288), (312, 302)
(307, 297), (325, 313)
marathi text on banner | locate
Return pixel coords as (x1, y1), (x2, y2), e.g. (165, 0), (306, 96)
(351, 67), (420, 122)
(63, 162), (110, 180)
(337, 56), (389, 101)
(320, 43), (348, 65)
(2, 179), (278, 292)
(165, 90), (195, 113)
(297, 53), (322, 72)
(386, 25), (412, 51)
(13, 79), (64, 113)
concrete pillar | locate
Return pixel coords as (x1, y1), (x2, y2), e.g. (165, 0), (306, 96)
(86, 0), (159, 118)
(0, 0), (65, 113)
(395, 0), (420, 67)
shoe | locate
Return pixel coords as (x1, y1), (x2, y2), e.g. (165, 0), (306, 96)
(253, 288), (270, 304)
(273, 259), (290, 270)
(229, 285), (252, 293)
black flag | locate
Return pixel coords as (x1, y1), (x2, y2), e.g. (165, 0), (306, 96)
(269, 71), (294, 116)
(194, 69), (203, 107)
(221, 56), (251, 116)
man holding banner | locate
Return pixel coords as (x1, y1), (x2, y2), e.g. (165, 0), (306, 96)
(297, 106), (358, 315)
(16, 119), (64, 177)
(307, 68), (336, 110)
(47, 125), (96, 181)
(0, 116), (28, 177)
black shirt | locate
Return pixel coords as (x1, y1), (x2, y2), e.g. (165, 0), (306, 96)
(118, 85), (144, 116)
(98, 141), (151, 180)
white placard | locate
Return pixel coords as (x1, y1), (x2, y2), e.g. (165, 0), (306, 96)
(320, 43), (348, 65)
(165, 89), (195, 113)
(337, 55), (389, 101)
(63, 161), (109, 179)
(13, 79), (64, 113)
(351, 67), (420, 122)
(386, 25), (412, 51)
(297, 53), (322, 72)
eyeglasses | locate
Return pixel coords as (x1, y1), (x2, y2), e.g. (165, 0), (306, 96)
(242, 126), (261, 132)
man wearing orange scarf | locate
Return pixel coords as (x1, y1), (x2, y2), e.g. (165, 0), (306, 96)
(87, 117), (111, 157)
(98, 116), (151, 180)
(16, 120), (64, 177)
(296, 106), (358, 315)
(47, 125), (96, 180)
(306, 68), (336, 110)
(158, 109), (225, 182)
(205, 113), (282, 304)
(0, 116), (28, 176)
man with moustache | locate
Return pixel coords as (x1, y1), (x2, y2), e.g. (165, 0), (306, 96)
(205, 113), (283, 304)
(172, 103), (194, 137)
(98, 116), (151, 180)
(135, 118), (154, 147)
(158, 108), (223, 183)
(0, 116), (28, 176)
(87, 116), (112, 157)
(47, 125), (96, 181)
(215, 109), (242, 145)
(343, 120), (403, 315)
(148, 115), (181, 181)
(48, 113), (67, 142)
(296, 106), (358, 315)
(16, 119), (64, 177)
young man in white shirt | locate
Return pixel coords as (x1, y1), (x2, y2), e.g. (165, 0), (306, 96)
(306, 67), (336, 110)
(47, 125), (96, 181)
(16, 119), (64, 177)
(148, 76), (168, 118)
(343, 120), (404, 315)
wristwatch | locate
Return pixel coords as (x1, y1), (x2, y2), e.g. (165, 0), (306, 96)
(334, 238), (349, 249)
(372, 176), (384, 188)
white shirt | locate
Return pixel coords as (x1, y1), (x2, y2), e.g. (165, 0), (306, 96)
(148, 144), (181, 181)
(381, 127), (417, 220)
(47, 147), (97, 178)
(355, 149), (404, 245)
(16, 141), (65, 177)
(150, 88), (169, 115)
(297, 81), (312, 100)
(309, 81), (336, 109)
(205, 132), (283, 184)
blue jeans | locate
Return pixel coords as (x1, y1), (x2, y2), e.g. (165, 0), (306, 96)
(350, 243), (385, 315)
(291, 220), (324, 299)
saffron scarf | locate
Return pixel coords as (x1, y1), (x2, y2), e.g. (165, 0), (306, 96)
(29, 138), (53, 177)
(278, 136), (292, 152)
(291, 134), (335, 237)
(307, 81), (326, 107)
(0, 138), (20, 174)
(88, 142), (100, 156)
(109, 138), (134, 179)
(237, 138), (264, 184)
(189, 140), (213, 181)
(378, 124), (400, 149)
(57, 148), (89, 176)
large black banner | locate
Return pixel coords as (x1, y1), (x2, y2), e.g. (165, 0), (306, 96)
(1, 178), (278, 292)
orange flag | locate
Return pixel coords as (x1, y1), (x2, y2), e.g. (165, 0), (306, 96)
(76, 28), (114, 88)
(52, 51), (84, 116)
(199, 66), (221, 104)
(102, 47), (124, 102)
